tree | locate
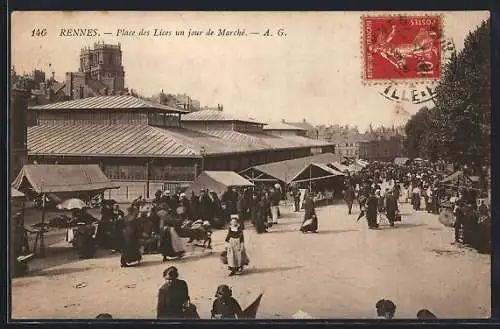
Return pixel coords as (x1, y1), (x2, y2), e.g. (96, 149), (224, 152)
(404, 19), (490, 166)
(433, 19), (491, 165)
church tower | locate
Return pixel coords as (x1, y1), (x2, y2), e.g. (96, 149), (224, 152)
(79, 41), (125, 93)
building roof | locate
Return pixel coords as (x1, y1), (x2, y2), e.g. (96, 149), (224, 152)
(287, 121), (316, 131)
(242, 153), (341, 184)
(182, 109), (265, 124)
(28, 123), (334, 159)
(203, 129), (331, 150)
(27, 124), (232, 158)
(263, 122), (307, 131)
(28, 95), (188, 113)
(11, 164), (118, 194)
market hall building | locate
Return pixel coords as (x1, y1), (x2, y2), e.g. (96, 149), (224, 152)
(26, 95), (334, 201)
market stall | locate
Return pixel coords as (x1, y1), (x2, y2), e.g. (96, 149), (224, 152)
(11, 164), (119, 256)
(184, 171), (254, 197)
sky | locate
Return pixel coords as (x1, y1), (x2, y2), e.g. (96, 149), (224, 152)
(11, 11), (490, 130)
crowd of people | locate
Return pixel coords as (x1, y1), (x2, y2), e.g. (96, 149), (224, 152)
(14, 157), (490, 319)
(340, 160), (490, 252)
(68, 183), (317, 272)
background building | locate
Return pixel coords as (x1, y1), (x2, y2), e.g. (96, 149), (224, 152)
(263, 120), (308, 137)
(358, 136), (405, 162)
(287, 118), (318, 139)
(64, 42), (126, 100)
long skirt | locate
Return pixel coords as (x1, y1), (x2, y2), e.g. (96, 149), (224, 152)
(227, 238), (248, 269)
(301, 216), (318, 232)
(160, 227), (185, 258)
(121, 238), (141, 265)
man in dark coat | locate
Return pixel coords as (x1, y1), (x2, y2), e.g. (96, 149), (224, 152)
(366, 191), (379, 229)
(237, 191), (247, 229)
(189, 192), (200, 220)
(254, 195), (268, 233)
(199, 189), (214, 224)
(270, 188), (281, 224)
(221, 187), (237, 215)
(157, 266), (191, 319)
(343, 185), (356, 215)
(385, 190), (399, 227)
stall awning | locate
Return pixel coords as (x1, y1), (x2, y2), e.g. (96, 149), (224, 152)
(239, 153), (341, 184)
(11, 164), (119, 194)
(330, 161), (352, 173)
(290, 162), (346, 183)
(185, 171), (254, 197)
(11, 188), (25, 198)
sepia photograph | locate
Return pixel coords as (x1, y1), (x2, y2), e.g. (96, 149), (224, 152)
(9, 11), (491, 320)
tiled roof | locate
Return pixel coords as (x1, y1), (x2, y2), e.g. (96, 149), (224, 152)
(28, 124), (333, 158)
(28, 124), (219, 157)
(28, 95), (188, 113)
(202, 129), (332, 150)
(263, 122), (307, 131)
(181, 109), (265, 124)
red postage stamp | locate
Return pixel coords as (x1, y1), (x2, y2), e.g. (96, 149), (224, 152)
(362, 15), (442, 81)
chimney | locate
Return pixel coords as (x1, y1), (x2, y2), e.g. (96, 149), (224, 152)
(281, 118), (285, 123)
(302, 118), (306, 123)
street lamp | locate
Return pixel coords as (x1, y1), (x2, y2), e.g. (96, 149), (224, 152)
(200, 147), (207, 173)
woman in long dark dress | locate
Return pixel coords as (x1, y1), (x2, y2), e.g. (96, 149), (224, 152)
(121, 209), (142, 267)
(253, 195), (267, 234)
(159, 222), (185, 262)
(211, 284), (243, 319)
(300, 193), (318, 233)
(111, 204), (125, 252)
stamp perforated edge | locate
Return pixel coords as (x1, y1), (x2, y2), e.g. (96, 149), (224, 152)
(360, 12), (445, 86)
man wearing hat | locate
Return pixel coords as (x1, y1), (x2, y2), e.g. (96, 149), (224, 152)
(385, 189), (399, 227)
(366, 189), (379, 229)
(199, 189), (214, 225)
(157, 266), (191, 319)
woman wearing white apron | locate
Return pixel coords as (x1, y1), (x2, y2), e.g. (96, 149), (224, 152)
(225, 219), (249, 276)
